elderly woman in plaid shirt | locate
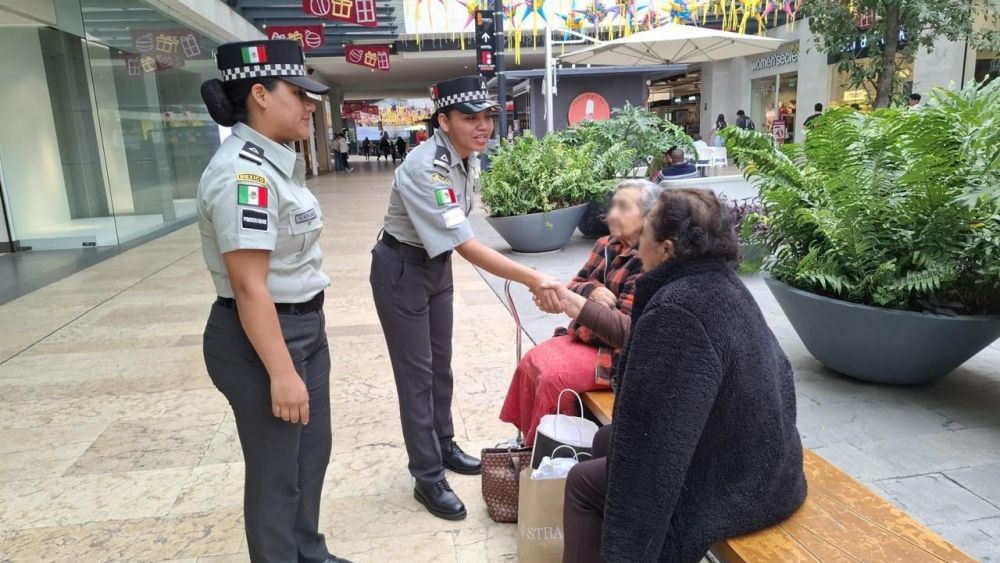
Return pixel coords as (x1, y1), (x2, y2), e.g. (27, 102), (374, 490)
(500, 180), (662, 446)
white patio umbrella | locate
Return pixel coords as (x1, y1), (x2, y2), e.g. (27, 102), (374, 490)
(560, 23), (785, 66)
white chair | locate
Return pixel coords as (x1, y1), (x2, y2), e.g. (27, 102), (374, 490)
(710, 147), (728, 170)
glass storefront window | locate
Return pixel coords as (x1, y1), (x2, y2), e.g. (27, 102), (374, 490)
(827, 59), (914, 110)
(0, 0), (223, 251)
(750, 72), (798, 144)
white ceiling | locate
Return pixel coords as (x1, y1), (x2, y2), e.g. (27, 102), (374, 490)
(309, 47), (551, 100)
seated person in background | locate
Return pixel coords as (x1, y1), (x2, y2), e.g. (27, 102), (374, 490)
(499, 180), (661, 446)
(651, 147), (700, 183)
(561, 188), (807, 563)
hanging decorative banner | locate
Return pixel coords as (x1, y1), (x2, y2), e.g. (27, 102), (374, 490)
(126, 28), (204, 75)
(267, 25), (326, 50)
(345, 44), (391, 71)
(303, 0), (379, 28)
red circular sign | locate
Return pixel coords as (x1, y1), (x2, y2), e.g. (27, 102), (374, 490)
(568, 92), (611, 125)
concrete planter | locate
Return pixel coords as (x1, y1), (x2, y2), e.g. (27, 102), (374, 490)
(485, 204), (589, 253)
(764, 274), (1000, 385)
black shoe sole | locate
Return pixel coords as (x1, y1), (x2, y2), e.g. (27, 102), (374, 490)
(443, 461), (482, 476)
(413, 489), (467, 520)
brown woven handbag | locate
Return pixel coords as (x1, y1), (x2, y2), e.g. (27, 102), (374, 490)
(480, 445), (533, 523)
(480, 280), (534, 523)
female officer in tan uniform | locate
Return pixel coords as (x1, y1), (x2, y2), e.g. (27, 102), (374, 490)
(198, 40), (351, 563)
(370, 76), (561, 520)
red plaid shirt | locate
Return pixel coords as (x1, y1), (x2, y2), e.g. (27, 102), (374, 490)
(556, 236), (642, 384)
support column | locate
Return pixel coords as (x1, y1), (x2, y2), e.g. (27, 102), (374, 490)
(913, 39), (968, 96)
(329, 84), (345, 134)
(314, 96), (332, 174)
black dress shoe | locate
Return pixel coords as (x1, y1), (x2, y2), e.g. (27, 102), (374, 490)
(441, 440), (481, 475)
(414, 478), (467, 520)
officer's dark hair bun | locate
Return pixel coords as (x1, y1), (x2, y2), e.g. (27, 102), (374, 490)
(201, 79), (237, 127)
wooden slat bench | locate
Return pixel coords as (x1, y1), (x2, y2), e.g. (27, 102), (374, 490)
(581, 391), (976, 563)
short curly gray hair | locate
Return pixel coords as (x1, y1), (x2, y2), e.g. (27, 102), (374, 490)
(614, 179), (662, 216)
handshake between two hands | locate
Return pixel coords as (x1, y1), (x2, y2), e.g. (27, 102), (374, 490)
(527, 276), (617, 318)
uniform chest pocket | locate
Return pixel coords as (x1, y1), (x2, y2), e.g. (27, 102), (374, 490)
(281, 207), (323, 256)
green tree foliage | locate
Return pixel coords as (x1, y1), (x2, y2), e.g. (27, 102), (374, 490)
(721, 80), (1000, 314)
(805, 0), (1000, 107)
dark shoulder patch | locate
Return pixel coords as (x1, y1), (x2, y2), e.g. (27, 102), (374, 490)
(433, 145), (451, 169)
(239, 141), (264, 165)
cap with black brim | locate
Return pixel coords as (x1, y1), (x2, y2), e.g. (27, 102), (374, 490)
(215, 40), (329, 96)
(282, 75), (330, 96)
(451, 100), (502, 114)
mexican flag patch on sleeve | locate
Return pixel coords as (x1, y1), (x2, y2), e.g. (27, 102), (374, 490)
(238, 184), (268, 207)
(435, 188), (457, 207)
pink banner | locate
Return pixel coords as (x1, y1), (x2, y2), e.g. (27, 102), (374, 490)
(303, 0), (378, 28)
(267, 25), (325, 50)
(344, 45), (391, 71)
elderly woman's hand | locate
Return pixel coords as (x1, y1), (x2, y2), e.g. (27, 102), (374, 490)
(589, 286), (618, 308)
(536, 280), (587, 320)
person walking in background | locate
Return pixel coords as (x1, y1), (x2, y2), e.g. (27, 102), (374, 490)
(909, 93), (921, 107)
(362, 137), (372, 161)
(395, 136), (408, 162)
(803, 103), (823, 128)
(735, 109), (755, 130)
(379, 133), (392, 163)
(712, 113), (727, 147)
(338, 134), (352, 173)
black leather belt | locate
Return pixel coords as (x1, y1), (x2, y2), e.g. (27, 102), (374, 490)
(379, 231), (451, 261)
(215, 290), (324, 315)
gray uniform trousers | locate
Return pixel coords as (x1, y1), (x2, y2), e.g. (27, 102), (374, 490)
(369, 240), (456, 483)
(203, 302), (332, 563)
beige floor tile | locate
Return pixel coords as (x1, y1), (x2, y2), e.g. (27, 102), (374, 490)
(0, 467), (191, 531)
(0, 422), (107, 482)
(66, 413), (224, 476)
(170, 463), (244, 516)
(0, 508), (243, 561)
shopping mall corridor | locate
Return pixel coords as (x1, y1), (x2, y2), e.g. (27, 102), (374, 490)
(0, 161), (521, 561)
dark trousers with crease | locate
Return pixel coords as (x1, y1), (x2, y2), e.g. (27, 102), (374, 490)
(369, 240), (455, 484)
(563, 424), (614, 563)
(203, 303), (332, 563)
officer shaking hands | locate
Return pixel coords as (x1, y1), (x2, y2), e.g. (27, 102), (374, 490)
(370, 76), (561, 520)
(198, 40), (351, 563)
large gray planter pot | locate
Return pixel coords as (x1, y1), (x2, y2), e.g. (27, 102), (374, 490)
(764, 274), (1000, 385)
(485, 203), (589, 253)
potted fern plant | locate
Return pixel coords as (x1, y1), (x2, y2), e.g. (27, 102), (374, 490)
(722, 80), (1000, 385)
(561, 104), (696, 238)
(480, 133), (606, 253)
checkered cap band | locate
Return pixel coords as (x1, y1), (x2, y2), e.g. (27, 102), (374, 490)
(222, 63), (306, 81)
(434, 90), (492, 110)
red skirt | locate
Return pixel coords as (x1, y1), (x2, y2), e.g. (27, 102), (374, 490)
(499, 335), (609, 446)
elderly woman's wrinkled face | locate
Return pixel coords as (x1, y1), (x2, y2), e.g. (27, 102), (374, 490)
(638, 217), (672, 272)
(606, 188), (645, 243)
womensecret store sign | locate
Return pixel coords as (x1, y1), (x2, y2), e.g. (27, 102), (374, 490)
(751, 50), (798, 72)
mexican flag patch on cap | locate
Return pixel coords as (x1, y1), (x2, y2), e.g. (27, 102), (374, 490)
(241, 45), (268, 64)
(435, 188), (457, 206)
(238, 184), (268, 207)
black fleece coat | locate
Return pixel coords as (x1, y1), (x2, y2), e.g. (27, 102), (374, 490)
(602, 257), (807, 563)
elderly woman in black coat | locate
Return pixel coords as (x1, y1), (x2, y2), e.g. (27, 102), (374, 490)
(560, 188), (807, 563)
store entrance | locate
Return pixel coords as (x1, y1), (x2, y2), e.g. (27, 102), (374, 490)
(750, 72), (798, 144)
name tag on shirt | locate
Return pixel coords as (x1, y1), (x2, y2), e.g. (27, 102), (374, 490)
(289, 208), (322, 235)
